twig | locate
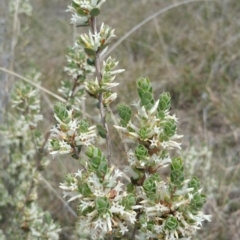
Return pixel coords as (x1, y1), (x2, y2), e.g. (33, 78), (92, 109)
(39, 174), (78, 218)
(0, 67), (66, 102)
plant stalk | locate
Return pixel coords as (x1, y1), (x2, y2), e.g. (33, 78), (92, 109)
(91, 16), (112, 165)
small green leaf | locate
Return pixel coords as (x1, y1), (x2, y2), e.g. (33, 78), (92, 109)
(138, 126), (151, 140)
(96, 124), (107, 138)
(135, 145), (148, 160)
(76, 8), (88, 16)
(164, 216), (178, 230)
(170, 169), (184, 187)
(126, 183), (135, 193)
(50, 139), (60, 151)
(90, 8), (100, 17)
(122, 194), (136, 210)
(188, 177), (201, 192)
(87, 58), (95, 66)
(117, 103), (132, 125)
(78, 119), (89, 132)
(79, 183), (92, 197)
(171, 157), (184, 171)
(84, 48), (96, 57)
(96, 197), (110, 215)
(105, 111), (112, 122)
(158, 92), (171, 111)
(54, 103), (71, 124)
(143, 178), (156, 194)
(191, 193), (206, 211)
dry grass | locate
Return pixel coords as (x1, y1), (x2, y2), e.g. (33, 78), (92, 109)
(1, 0), (240, 239)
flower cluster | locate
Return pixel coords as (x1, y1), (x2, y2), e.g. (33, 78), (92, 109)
(60, 146), (137, 239)
(115, 77), (182, 155)
(11, 72), (43, 129)
(85, 57), (124, 105)
(114, 78), (211, 239)
(64, 47), (95, 80)
(68, 3), (123, 108)
(67, 0), (106, 26)
(20, 204), (61, 240)
(136, 158), (211, 239)
(59, 48), (95, 114)
(76, 23), (114, 53)
(48, 104), (97, 158)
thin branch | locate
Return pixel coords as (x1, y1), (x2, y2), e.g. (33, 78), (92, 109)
(0, 67), (66, 102)
(39, 174), (78, 218)
(103, 0), (219, 58)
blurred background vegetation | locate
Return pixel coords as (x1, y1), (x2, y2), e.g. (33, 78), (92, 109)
(1, 0), (240, 239)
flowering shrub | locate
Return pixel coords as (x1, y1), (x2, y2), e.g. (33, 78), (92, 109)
(0, 0), (211, 239)
(47, 0), (211, 239)
(0, 70), (61, 239)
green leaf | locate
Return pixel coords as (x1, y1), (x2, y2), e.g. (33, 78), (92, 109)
(122, 194), (136, 210)
(170, 169), (184, 187)
(162, 119), (176, 138)
(54, 103), (71, 124)
(191, 193), (206, 211)
(79, 183), (92, 197)
(171, 157), (184, 171)
(96, 197), (110, 215)
(143, 178), (156, 194)
(126, 183), (135, 193)
(138, 126), (151, 140)
(90, 8), (100, 17)
(87, 58), (95, 66)
(117, 103), (132, 124)
(76, 8), (88, 16)
(158, 92), (171, 111)
(78, 119), (89, 132)
(135, 145), (149, 160)
(50, 139), (60, 151)
(164, 216), (178, 230)
(137, 77), (154, 110)
(84, 48), (96, 57)
(188, 177), (201, 192)
(96, 161), (108, 178)
(97, 124), (107, 138)
(105, 111), (112, 122)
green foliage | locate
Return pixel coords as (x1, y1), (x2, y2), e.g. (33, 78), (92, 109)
(137, 77), (154, 110)
(117, 103), (132, 126)
(135, 144), (148, 160)
(164, 216), (178, 231)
